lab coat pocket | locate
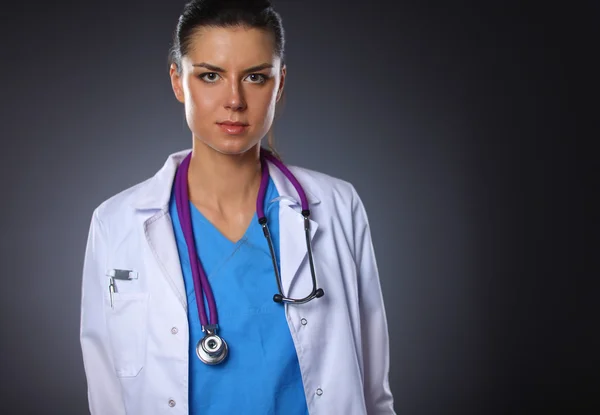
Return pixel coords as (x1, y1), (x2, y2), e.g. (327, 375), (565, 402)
(104, 291), (149, 378)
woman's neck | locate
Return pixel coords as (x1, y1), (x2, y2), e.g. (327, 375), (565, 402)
(187, 141), (262, 215)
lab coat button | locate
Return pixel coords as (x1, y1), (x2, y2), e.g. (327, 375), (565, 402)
(316, 388), (323, 396)
(171, 327), (178, 334)
(168, 399), (176, 407)
(301, 318), (308, 326)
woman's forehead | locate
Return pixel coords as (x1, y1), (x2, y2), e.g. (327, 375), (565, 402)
(186, 26), (277, 63)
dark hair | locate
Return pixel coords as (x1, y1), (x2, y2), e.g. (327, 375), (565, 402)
(169, 0), (285, 73)
(168, 0), (286, 157)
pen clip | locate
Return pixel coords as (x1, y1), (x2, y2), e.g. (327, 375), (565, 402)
(107, 269), (139, 280)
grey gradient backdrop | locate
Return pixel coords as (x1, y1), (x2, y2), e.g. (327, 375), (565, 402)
(0, 1), (594, 414)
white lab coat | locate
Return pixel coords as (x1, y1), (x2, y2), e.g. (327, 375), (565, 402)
(80, 149), (395, 415)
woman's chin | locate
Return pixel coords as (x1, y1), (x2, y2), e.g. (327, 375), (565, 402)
(201, 138), (261, 156)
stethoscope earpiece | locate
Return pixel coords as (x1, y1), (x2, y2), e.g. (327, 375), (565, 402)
(272, 288), (325, 304)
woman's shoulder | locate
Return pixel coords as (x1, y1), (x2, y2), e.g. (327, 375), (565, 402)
(91, 149), (187, 224)
(284, 164), (360, 207)
(91, 177), (154, 225)
(289, 164), (352, 188)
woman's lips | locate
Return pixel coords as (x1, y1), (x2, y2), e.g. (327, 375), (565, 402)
(217, 122), (249, 135)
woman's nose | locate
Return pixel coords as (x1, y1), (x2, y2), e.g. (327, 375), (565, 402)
(224, 82), (247, 111)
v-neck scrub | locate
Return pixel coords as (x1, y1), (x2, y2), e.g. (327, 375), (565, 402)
(169, 176), (309, 414)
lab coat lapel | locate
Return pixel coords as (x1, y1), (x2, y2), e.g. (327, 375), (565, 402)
(132, 149), (191, 311)
(144, 211), (187, 310)
(267, 160), (320, 297)
(278, 205), (318, 297)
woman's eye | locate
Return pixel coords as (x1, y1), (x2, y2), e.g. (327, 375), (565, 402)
(246, 74), (267, 84)
(199, 72), (267, 84)
(199, 72), (220, 83)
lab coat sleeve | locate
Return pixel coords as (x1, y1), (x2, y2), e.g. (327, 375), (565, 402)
(80, 210), (126, 415)
(351, 185), (396, 414)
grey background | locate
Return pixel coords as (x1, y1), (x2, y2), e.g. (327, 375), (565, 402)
(0, 1), (594, 414)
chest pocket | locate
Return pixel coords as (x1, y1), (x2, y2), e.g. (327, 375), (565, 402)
(104, 291), (149, 378)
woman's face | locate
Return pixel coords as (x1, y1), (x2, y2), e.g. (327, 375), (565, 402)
(170, 26), (286, 155)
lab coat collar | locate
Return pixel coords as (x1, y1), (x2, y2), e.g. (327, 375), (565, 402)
(133, 148), (322, 311)
(131, 148), (321, 211)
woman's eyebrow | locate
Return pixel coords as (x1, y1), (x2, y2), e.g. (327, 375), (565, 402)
(192, 62), (274, 73)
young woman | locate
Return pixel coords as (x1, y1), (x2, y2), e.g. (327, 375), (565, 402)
(80, 1), (395, 413)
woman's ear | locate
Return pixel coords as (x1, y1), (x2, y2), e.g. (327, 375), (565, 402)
(276, 65), (286, 102)
(169, 63), (185, 103)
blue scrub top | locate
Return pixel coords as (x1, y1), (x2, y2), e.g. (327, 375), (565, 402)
(169, 176), (308, 414)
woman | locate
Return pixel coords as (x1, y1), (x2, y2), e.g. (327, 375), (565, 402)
(80, 0), (394, 414)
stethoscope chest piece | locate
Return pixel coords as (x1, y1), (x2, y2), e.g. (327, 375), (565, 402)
(196, 329), (228, 365)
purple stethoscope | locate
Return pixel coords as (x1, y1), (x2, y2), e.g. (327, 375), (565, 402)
(174, 148), (324, 365)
